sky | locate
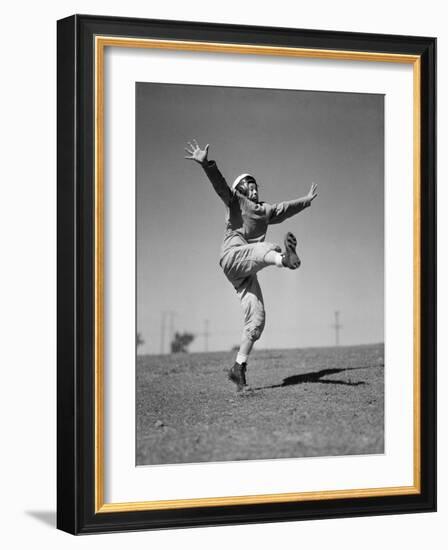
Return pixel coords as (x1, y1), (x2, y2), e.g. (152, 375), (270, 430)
(136, 82), (384, 354)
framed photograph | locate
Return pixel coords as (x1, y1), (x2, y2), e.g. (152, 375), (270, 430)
(57, 14), (436, 534)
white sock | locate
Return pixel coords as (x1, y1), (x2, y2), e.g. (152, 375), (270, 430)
(274, 252), (284, 268)
(236, 352), (248, 365)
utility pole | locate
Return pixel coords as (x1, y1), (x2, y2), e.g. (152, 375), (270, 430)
(332, 310), (342, 346)
(160, 310), (176, 354)
(160, 311), (166, 354)
(168, 311), (175, 353)
(204, 319), (210, 352)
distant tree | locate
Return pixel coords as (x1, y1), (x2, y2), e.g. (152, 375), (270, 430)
(231, 344), (240, 351)
(171, 331), (195, 353)
(136, 332), (144, 348)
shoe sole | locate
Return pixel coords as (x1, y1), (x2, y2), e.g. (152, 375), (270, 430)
(284, 232), (301, 269)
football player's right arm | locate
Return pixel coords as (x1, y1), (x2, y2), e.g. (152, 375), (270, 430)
(185, 140), (232, 206)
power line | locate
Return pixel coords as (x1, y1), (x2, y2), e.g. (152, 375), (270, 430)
(157, 314), (348, 353)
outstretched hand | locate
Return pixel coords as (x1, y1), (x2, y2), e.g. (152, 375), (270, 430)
(306, 182), (318, 203)
(184, 140), (209, 165)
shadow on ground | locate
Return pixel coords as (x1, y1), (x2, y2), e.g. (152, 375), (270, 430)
(254, 365), (371, 391)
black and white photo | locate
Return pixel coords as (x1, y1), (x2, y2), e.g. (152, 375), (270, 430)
(136, 82), (385, 465)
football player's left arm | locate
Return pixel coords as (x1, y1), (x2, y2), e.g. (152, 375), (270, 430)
(269, 182), (317, 225)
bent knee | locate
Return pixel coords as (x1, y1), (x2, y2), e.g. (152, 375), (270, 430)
(245, 316), (266, 342)
(246, 327), (263, 342)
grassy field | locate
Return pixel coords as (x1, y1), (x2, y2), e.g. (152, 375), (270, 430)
(136, 344), (384, 465)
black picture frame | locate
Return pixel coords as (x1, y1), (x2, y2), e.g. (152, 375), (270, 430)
(57, 14), (436, 534)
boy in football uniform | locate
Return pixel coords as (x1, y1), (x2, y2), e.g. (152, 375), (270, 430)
(185, 140), (318, 391)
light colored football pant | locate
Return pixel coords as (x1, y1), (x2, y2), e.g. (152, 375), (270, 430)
(220, 242), (280, 342)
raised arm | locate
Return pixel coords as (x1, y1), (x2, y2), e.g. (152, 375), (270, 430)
(184, 140), (232, 206)
(269, 182), (318, 225)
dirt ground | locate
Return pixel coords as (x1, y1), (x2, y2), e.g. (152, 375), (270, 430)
(136, 344), (384, 465)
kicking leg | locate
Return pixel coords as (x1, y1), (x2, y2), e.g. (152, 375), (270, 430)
(222, 233), (300, 276)
(265, 232), (301, 269)
(221, 242), (282, 284)
(221, 234), (301, 288)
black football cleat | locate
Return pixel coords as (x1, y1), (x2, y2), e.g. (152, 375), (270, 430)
(282, 232), (301, 269)
(228, 362), (247, 392)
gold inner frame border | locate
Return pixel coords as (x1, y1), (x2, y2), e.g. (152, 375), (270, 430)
(94, 35), (421, 513)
